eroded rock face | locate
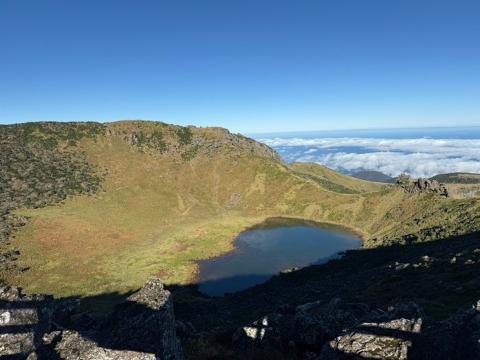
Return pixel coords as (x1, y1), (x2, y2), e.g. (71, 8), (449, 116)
(0, 285), (53, 358)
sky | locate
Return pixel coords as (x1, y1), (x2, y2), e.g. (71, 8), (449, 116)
(1, 0), (480, 133)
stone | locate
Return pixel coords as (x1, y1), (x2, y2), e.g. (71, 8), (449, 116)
(0, 285), (53, 358)
(98, 278), (183, 360)
(396, 175), (449, 197)
(53, 330), (157, 360)
(321, 303), (422, 360)
(395, 263), (410, 271)
(294, 298), (370, 349)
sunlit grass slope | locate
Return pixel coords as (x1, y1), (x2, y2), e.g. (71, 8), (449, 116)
(290, 162), (385, 194)
(4, 121), (480, 297)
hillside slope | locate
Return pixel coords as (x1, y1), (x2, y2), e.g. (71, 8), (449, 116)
(290, 162), (386, 194)
(1, 121), (479, 297)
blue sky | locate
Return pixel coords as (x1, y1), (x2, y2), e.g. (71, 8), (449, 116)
(1, 0), (480, 133)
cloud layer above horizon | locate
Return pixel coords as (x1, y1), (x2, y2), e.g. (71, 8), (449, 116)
(258, 137), (480, 178)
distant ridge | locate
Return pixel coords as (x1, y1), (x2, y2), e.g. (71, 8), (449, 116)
(431, 172), (480, 184)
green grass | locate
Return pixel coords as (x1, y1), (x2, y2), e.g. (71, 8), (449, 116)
(4, 121), (480, 298)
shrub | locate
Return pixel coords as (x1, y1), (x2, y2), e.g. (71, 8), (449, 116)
(176, 127), (193, 145)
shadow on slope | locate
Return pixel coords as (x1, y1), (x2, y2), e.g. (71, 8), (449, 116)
(1, 231), (480, 359)
(173, 231), (480, 359)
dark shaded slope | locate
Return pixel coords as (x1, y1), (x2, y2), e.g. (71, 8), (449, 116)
(173, 231), (480, 359)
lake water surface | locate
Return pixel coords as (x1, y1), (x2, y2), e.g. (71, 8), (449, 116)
(197, 218), (361, 296)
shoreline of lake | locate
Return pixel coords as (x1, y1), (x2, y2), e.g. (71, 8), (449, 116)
(195, 217), (363, 296)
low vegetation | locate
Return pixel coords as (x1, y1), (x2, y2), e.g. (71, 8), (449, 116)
(1, 121), (479, 299)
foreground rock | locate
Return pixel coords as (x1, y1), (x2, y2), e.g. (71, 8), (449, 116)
(51, 330), (158, 360)
(321, 303), (422, 360)
(0, 285), (53, 359)
(232, 298), (378, 358)
(98, 278), (183, 359)
(232, 298), (480, 359)
(0, 278), (183, 360)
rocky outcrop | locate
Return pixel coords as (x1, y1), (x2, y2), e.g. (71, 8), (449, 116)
(397, 175), (449, 197)
(232, 298), (380, 358)
(0, 279), (183, 360)
(231, 298), (480, 359)
(99, 278), (183, 360)
(105, 121), (283, 163)
(51, 330), (158, 360)
(0, 285), (54, 359)
(294, 298), (371, 348)
(321, 303), (423, 359)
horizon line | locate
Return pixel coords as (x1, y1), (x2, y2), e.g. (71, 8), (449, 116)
(247, 124), (480, 136)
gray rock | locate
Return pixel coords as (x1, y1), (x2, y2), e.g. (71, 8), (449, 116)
(53, 330), (157, 360)
(99, 278), (183, 360)
(394, 262), (411, 271)
(322, 303), (422, 360)
(0, 285), (53, 358)
(397, 175), (449, 197)
(294, 298), (370, 348)
(232, 298), (372, 356)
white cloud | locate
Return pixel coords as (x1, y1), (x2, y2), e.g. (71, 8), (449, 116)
(320, 151), (480, 178)
(258, 137), (480, 178)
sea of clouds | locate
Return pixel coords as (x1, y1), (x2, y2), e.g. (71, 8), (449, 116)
(258, 137), (480, 178)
